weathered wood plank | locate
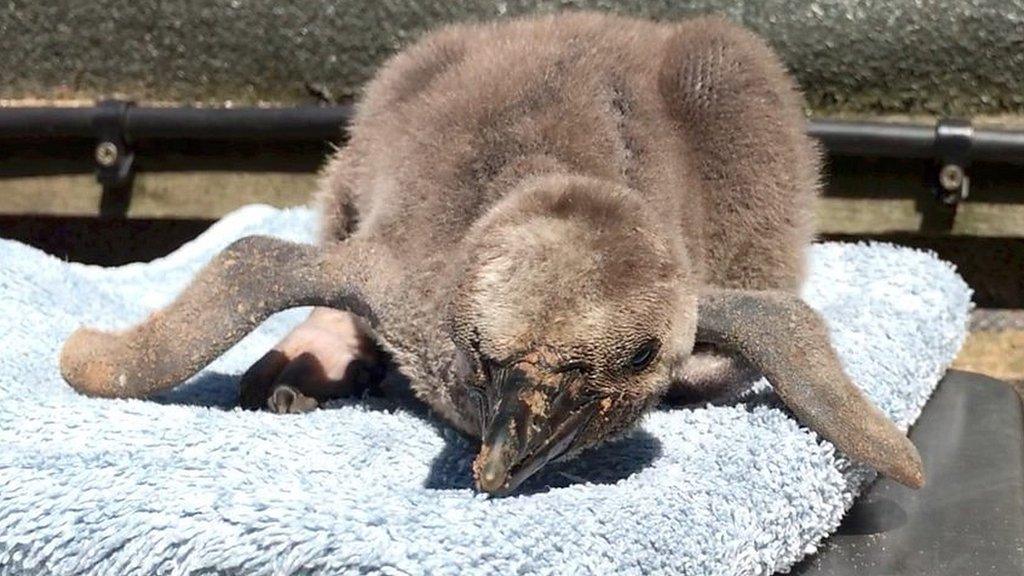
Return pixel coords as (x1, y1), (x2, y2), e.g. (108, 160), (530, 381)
(817, 198), (1024, 237)
(0, 172), (317, 218)
(816, 198), (921, 235)
(953, 330), (1024, 381)
(2, 172), (1023, 238)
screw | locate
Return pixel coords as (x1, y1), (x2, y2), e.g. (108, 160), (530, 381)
(95, 141), (119, 167)
(938, 164), (964, 192)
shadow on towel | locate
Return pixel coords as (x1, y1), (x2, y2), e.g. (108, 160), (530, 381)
(150, 365), (434, 414)
(151, 372), (242, 409)
(423, 427), (662, 495)
(152, 367), (664, 495)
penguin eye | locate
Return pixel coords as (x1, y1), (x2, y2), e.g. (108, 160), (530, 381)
(629, 340), (659, 371)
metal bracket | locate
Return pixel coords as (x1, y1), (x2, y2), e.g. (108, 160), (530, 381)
(92, 100), (135, 217)
(919, 118), (972, 232)
(933, 118), (972, 204)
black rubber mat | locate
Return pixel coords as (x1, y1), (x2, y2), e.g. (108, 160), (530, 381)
(793, 370), (1024, 575)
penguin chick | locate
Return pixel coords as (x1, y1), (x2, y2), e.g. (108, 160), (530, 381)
(59, 12), (924, 495)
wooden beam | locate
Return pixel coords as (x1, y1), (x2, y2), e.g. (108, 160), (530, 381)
(2, 171), (1024, 238)
(953, 330), (1024, 382)
(817, 198), (1024, 237)
(0, 172), (317, 219)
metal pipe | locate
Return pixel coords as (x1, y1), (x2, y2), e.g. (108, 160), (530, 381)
(973, 129), (1024, 164)
(0, 104), (353, 142)
(0, 105), (1022, 164)
(806, 120), (937, 158)
(807, 119), (1024, 164)
(0, 107), (96, 138)
(125, 106), (353, 141)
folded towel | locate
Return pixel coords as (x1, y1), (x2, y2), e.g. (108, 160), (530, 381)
(0, 205), (971, 575)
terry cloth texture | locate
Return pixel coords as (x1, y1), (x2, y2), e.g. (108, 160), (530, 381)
(0, 205), (971, 575)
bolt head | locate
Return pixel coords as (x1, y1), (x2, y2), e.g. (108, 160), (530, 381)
(95, 142), (119, 167)
(938, 164), (964, 192)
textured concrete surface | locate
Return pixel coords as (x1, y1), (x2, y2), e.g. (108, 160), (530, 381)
(2, 1), (1023, 115)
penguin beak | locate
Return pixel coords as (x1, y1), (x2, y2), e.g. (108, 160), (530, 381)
(473, 360), (599, 496)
